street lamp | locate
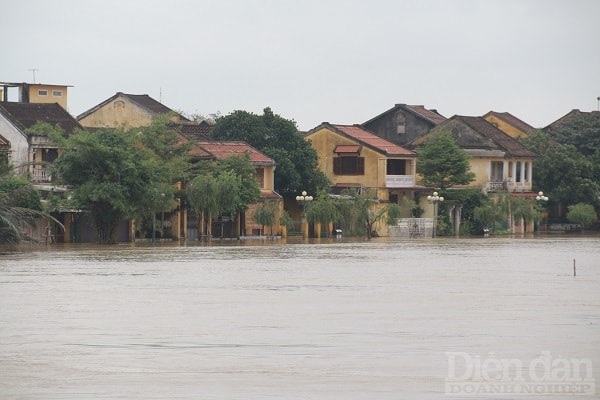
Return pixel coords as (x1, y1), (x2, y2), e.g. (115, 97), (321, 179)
(427, 191), (444, 238)
(535, 191), (549, 234)
(295, 190), (313, 238)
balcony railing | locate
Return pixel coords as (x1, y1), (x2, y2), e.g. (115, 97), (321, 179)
(487, 180), (532, 192)
(385, 175), (415, 188)
(31, 167), (52, 183)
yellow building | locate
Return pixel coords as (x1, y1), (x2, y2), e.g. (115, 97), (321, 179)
(194, 141), (283, 239)
(77, 92), (190, 129)
(0, 82), (71, 110)
(414, 115), (539, 233)
(305, 123), (419, 236)
(483, 111), (536, 139)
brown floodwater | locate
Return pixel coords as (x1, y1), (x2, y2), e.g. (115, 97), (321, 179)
(1, 235), (598, 399)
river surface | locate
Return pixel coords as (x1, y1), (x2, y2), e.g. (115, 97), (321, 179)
(1, 236), (599, 399)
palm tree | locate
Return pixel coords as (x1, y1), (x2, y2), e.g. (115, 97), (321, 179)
(0, 166), (63, 245)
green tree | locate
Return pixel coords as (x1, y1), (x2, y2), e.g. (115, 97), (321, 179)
(210, 107), (329, 196)
(252, 200), (278, 236)
(510, 196), (540, 228)
(522, 130), (600, 207)
(545, 111), (600, 156)
(305, 190), (341, 237)
(52, 128), (177, 243)
(416, 132), (475, 190)
(0, 177), (62, 244)
(566, 203), (597, 228)
(187, 155), (261, 239)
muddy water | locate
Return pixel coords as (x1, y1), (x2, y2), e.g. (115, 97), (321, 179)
(1, 236), (599, 399)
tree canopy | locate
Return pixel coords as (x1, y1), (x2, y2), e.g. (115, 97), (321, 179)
(210, 107), (329, 196)
(416, 132), (475, 190)
(544, 111), (600, 156)
(521, 130), (600, 207)
(52, 125), (181, 243)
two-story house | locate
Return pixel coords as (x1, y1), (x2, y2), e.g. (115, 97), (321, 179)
(305, 122), (418, 236)
(78, 92), (281, 241)
(414, 115), (538, 194)
(193, 141), (282, 239)
(412, 115), (539, 233)
(0, 102), (83, 184)
(362, 103), (446, 146)
(0, 101), (85, 242)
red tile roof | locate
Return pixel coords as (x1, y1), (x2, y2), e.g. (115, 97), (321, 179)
(334, 144), (361, 153)
(330, 124), (415, 156)
(196, 141), (274, 165)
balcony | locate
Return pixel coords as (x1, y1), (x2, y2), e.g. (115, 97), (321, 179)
(486, 180), (532, 193)
(31, 167), (52, 183)
(385, 175), (415, 188)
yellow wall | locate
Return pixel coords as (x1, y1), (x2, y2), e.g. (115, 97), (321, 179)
(483, 115), (528, 139)
(307, 127), (415, 201)
(28, 84), (69, 110)
(78, 95), (155, 129)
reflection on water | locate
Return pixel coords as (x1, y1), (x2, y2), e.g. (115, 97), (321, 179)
(1, 236), (599, 399)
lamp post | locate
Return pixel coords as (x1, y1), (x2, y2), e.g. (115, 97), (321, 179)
(295, 190), (313, 239)
(535, 191), (549, 234)
(427, 191), (444, 238)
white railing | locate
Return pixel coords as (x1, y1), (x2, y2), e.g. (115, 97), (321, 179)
(31, 168), (51, 182)
(385, 175), (415, 188)
(486, 181), (504, 192)
(506, 180), (531, 192)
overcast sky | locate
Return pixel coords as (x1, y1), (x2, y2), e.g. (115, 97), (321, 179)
(3, 0), (599, 130)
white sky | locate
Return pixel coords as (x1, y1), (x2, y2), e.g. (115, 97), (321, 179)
(3, 0), (600, 130)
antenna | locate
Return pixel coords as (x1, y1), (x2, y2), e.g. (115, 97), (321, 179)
(160, 87), (162, 103)
(28, 68), (39, 83)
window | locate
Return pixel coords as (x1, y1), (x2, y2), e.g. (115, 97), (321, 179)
(333, 156), (364, 175)
(38, 90), (48, 96)
(386, 159), (407, 175)
(52, 90), (62, 97)
(524, 162), (529, 181)
(515, 161), (522, 182)
(255, 168), (265, 188)
(396, 112), (406, 134)
(490, 161), (504, 182)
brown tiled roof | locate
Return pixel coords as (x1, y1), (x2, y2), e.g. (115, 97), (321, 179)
(0, 102), (83, 134)
(484, 111), (536, 134)
(175, 120), (212, 140)
(363, 103), (446, 126)
(123, 93), (182, 117)
(197, 141), (275, 165)
(404, 105), (447, 125)
(0, 134), (9, 149)
(329, 124), (415, 156)
(77, 92), (190, 122)
(456, 116), (537, 157)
